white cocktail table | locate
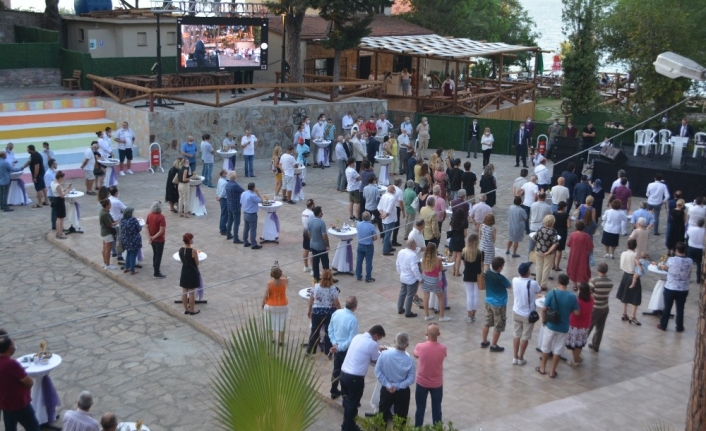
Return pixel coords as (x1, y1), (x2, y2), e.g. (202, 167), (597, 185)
(329, 227), (357, 275)
(375, 156), (393, 186)
(313, 139), (331, 168)
(258, 200), (283, 243)
(8, 171), (31, 205)
(65, 190), (84, 233)
(18, 353), (62, 425)
(217, 149), (237, 171)
(188, 176), (207, 216)
(99, 158), (120, 187)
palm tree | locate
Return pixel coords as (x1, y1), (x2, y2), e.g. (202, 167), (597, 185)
(212, 312), (323, 431)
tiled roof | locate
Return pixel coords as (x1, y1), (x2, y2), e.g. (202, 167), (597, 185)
(268, 14), (434, 41)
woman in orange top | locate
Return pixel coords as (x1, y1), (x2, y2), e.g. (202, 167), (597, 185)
(262, 266), (289, 345)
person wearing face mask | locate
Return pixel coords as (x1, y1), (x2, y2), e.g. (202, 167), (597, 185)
(547, 119), (562, 158)
(513, 123), (530, 168)
(398, 129), (411, 175)
(468, 118), (479, 159)
(302, 116), (311, 146)
(565, 122), (578, 138)
(524, 116), (534, 141)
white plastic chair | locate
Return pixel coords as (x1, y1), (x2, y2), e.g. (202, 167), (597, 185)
(658, 129), (672, 154)
(693, 132), (706, 157)
(633, 130), (647, 156)
(643, 129), (657, 155)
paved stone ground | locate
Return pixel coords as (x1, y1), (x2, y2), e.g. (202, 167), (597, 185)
(3, 148), (695, 430)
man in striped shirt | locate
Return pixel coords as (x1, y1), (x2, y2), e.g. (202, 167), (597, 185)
(587, 262), (614, 353)
(63, 391), (100, 431)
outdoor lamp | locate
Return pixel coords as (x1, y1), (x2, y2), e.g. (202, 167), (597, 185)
(261, 43), (268, 50)
(654, 52), (706, 81)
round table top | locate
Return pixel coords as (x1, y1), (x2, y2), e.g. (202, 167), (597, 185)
(138, 218), (145, 227)
(118, 422), (152, 431)
(375, 156), (393, 164)
(66, 191), (85, 199)
(313, 139), (331, 147)
(98, 158), (120, 166)
(217, 150), (237, 156)
(294, 166), (306, 174)
(328, 227), (357, 238)
(259, 201), (283, 210)
(172, 251), (207, 261)
(10, 172), (23, 179)
(378, 185), (387, 194)
(189, 175), (205, 186)
(18, 353), (62, 376)
(535, 297), (545, 308)
(419, 255), (455, 268)
(648, 264), (668, 275)
(298, 288), (311, 300)
(528, 232), (561, 241)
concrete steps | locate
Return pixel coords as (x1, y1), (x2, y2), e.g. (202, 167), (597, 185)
(0, 108), (108, 126)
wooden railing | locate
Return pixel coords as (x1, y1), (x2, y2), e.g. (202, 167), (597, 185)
(87, 74), (385, 112)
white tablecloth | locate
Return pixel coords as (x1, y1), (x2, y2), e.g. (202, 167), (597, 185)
(258, 201), (283, 242)
(647, 264), (668, 311)
(19, 354), (62, 425)
(218, 150), (237, 171)
(118, 422), (152, 431)
(8, 178), (32, 205)
(375, 157), (393, 186)
(292, 170), (306, 202)
(66, 192), (84, 230)
(188, 184), (207, 216)
(314, 141), (331, 167)
(105, 166), (119, 187)
(329, 227), (357, 274)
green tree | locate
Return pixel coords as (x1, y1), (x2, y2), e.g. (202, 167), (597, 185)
(313, 0), (376, 98)
(43, 0), (60, 31)
(600, 0), (696, 113)
(560, 0), (602, 115)
(266, 0), (311, 84)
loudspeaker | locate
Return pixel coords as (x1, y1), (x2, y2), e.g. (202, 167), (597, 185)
(599, 146), (628, 164)
(552, 137), (582, 162)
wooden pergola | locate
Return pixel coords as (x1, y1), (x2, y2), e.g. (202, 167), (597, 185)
(355, 34), (541, 115)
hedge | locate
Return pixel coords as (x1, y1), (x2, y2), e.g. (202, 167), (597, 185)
(0, 42), (60, 69)
(15, 26), (59, 43)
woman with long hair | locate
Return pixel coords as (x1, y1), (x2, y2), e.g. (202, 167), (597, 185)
(263, 266), (289, 346)
(421, 243), (449, 321)
(480, 127), (494, 167)
(272, 146), (283, 200)
(433, 162), (447, 201)
(479, 166), (497, 207)
(97, 185), (110, 204)
(179, 233), (201, 315)
(307, 269), (341, 356)
(566, 282), (594, 366)
(419, 163), (432, 191)
(165, 158), (181, 213)
(479, 213), (496, 272)
(462, 234), (482, 322)
(449, 208), (468, 276)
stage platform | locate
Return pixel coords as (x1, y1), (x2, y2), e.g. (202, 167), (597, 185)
(591, 146), (706, 201)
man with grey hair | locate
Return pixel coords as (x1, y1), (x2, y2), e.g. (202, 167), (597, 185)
(0, 150), (22, 212)
(100, 412), (118, 431)
(396, 238), (422, 317)
(146, 200), (167, 278)
(225, 171), (245, 243)
(62, 391), (100, 431)
(630, 201), (654, 230)
(469, 193), (492, 230)
(374, 332), (416, 425)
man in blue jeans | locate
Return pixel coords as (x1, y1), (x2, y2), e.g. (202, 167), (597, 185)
(225, 171), (244, 243)
(413, 322), (447, 427)
(181, 135), (198, 173)
(355, 211), (378, 282)
(240, 182), (263, 249)
(240, 129), (258, 177)
(200, 133), (215, 188)
(0, 331), (40, 431)
(378, 185), (398, 256)
(307, 206), (330, 282)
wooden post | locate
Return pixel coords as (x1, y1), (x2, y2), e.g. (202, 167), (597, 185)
(215, 89), (220, 107)
(273, 87), (278, 105)
(355, 49), (360, 79)
(497, 55), (503, 109)
(416, 56), (421, 112)
(149, 92), (154, 112)
(454, 60), (459, 113)
(374, 51), (379, 80)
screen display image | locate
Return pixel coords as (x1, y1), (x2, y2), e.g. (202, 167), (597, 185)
(177, 17), (268, 71)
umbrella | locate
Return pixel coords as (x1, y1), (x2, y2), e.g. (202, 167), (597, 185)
(537, 52), (544, 75)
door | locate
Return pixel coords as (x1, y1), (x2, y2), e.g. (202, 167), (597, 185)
(358, 56), (371, 79)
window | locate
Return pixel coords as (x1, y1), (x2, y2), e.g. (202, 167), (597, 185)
(166, 31), (176, 46)
(78, 29), (84, 42)
(137, 32), (147, 46)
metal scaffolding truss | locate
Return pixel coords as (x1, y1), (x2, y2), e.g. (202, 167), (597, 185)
(149, 0), (269, 17)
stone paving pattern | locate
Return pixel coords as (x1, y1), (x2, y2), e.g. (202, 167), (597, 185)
(3, 146), (695, 430)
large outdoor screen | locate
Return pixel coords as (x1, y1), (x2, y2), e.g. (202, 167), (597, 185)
(177, 16), (269, 72)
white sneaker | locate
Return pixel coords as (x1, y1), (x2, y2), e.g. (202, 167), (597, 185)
(127, 169), (134, 175)
(310, 270), (314, 276)
(105, 264), (117, 270)
(439, 317), (451, 322)
(424, 316), (435, 321)
(119, 171), (126, 176)
(303, 267), (310, 273)
(464, 317), (473, 323)
(512, 358), (519, 365)
(517, 359), (527, 366)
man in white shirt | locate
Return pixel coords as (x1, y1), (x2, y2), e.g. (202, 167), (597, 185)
(599, 137), (612, 148)
(396, 238), (422, 317)
(392, 177), (406, 246)
(511, 262), (542, 365)
(397, 130), (411, 175)
(551, 177), (570, 212)
(342, 111), (355, 135)
(114, 121), (136, 176)
(301, 116), (312, 145)
(378, 185), (398, 255)
(470, 194), (492, 229)
(610, 170), (629, 194)
(240, 129), (257, 178)
(687, 196), (706, 227)
(222, 131), (237, 167)
(62, 391), (100, 431)
(4, 142), (17, 166)
(45, 158), (58, 229)
(352, 133), (366, 172)
(645, 173), (670, 235)
(340, 325), (386, 431)
(200, 133), (215, 188)
(335, 136), (348, 192)
(376, 113), (393, 136)
(534, 158), (551, 192)
(520, 175), (539, 234)
(311, 116), (326, 141)
(80, 142), (98, 195)
(98, 127), (113, 158)
(408, 219), (427, 260)
(345, 158), (361, 220)
(279, 145), (296, 204)
(301, 199), (316, 272)
(400, 117), (413, 137)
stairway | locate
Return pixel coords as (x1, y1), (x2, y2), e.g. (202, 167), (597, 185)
(0, 96), (148, 182)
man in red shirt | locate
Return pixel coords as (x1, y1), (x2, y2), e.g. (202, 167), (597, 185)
(413, 323), (447, 427)
(364, 116), (378, 136)
(0, 330), (39, 431)
(145, 201), (167, 278)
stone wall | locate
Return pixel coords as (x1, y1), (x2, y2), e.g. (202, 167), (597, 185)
(0, 10), (43, 43)
(0, 68), (61, 87)
(146, 98), (388, 163)
(96, 98), (150, 157)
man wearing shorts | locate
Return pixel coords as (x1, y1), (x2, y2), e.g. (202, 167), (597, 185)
(80, 141), (98, 195)
(279, 145), (296, 204)
(480, 257), (511, 352)
(538, 273), (579, 378)
(345, 158), (361, 220)
(114, 121), (136, 176)
(20, 145), (49, 207)
(512, 262), (541, 365)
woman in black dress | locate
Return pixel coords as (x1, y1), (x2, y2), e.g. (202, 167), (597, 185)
(666, 199), (686, 255)
(165, 159), (181, 214)
(552, 201), (571, 271)
(179, 232), (201, 315)
(449, 208), (468, 276)
(590, 179), (604, 219)
(479, 166), (497, 207)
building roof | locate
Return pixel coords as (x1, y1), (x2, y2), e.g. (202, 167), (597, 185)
(358, 34), (536, 60)
(268, 14), (434, 41)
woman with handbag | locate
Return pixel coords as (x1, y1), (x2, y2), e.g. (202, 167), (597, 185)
(512, 262), (542, 365)
(307, 269), (341, 356)
(420, 243), (450, 321)
(462, 234), (483, 323)
(165, 158), (181, 214)
(565, 282), (594, 366)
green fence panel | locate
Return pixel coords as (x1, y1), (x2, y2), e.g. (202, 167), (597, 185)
(87, 56), (178, 81)
(0, 43), (59, 69)
(413, 113), (468, 152)
(15, 26), (59, 43)
(60, 48), (90, 88)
